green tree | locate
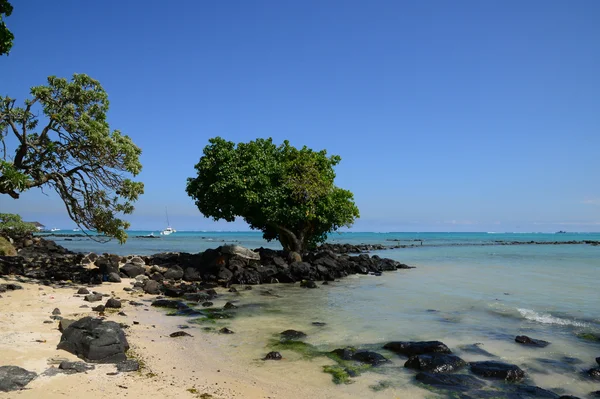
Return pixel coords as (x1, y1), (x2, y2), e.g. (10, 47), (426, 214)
(186, 137), (359, 253)
(0, 213), (35, 239)
(0, 0), (13, 56)
(0, 74), (144, 243)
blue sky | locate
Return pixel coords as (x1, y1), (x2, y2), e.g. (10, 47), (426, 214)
(1, 0), (599, 232)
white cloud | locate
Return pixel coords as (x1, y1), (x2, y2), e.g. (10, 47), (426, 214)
(581, 197), (600, 206)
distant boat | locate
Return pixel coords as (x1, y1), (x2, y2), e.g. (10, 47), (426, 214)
(50, 228), (61, 232)
(160, 207), (176, 236)
(556, 231), (567, 234)
(73, 228), (81, 232)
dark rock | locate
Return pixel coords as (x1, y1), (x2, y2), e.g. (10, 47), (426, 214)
(116, 360), (139, 372)
(352, 351), (389, 366)
(183, 292), (215, 302)
(50, 315), (63, 320)
(107, 272), (122, 283)
(383, 341), (452, 356)
(244, 286), (252, 290)
(312, 322), (326, 326)
(120, 263), (145, 278)
(84, 293), (103, 302)
(415, 372), (486, 391)
(0, 366), (37, 392)
(183, 267), (201, 282)
(589, 392), (600, 398)
(219, 327), (234, 334)
(221, 245), (260, 260)
(300, 280), (317, 288)
(164, 265), (184, 280)
(331, 347), (355, 360)
(470, 361), (525, 381)
(228, 287), (238, 293)
(143, 280), (162, 295)
(52, 308), (61, 315)
(59, 319), (75, 332)
(58, 361), (95, 374)
(117, 311), (127, 316)
(263, 351), (282, 360)
(57, 317), (129, 363)
(504, 385), (560, 398)
(515, 335), (550, 347)
(589, 367), (600, 379)
(202, 302), (213, 307)
(151, 299), (186, 309)
(169, 331), (192, 338)
(404, 353), (467, 373)
(280, 330), (307, 340)
(92, 305), (105, 312)
(223, 301), (237, 310)
(105, 298), (121, 309)
(458, 343), (497, 357)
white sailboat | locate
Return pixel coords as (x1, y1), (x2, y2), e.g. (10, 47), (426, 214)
(160, 208), (176, 236)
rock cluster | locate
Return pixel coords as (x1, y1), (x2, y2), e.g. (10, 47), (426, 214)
(1, 240), (414, 292)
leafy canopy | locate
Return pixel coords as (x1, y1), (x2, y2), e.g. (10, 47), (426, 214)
(186, 137), (359, 252)
(0, 74), (144, 243)
(0, 0), (13, 56)
(0, 213), (35, 239)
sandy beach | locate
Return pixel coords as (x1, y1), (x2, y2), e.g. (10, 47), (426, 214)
(0, 277), (283, 399)
(0, 276), (408, 399)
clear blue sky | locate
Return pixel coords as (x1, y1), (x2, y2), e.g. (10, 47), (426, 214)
(1, 0), (599, 232)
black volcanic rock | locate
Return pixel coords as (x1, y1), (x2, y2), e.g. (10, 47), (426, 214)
(404, 353), (467, 373)
(470, 361), (525, 382)
(383, 341), (451, 356)
(57, 317), (129, 363)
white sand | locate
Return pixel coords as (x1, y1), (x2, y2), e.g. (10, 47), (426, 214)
(1, 277), (432, 399)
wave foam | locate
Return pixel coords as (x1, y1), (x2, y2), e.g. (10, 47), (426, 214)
(517, 308), (590, 328)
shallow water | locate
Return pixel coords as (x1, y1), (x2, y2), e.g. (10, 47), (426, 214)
(57, 232), (600, 397)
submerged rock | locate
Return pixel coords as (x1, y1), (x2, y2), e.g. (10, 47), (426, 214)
(57, 317), (129, 363)
(0, 366), (37, 392)
(280, 330), (307, 340)
(415, 372), (485, 391)
(383, 341), (451, 356)
(151, 299), (186, 309)
(458, 343), (497, 357)
(219, 327), (234, 334)
(352, 351), (389, 366)
(470, 360), (525, 381)
(263, 351), (282, 360)
(169, 331), (192, 338)
(404, 353), (467, 373)
(515, 335), (550, 347)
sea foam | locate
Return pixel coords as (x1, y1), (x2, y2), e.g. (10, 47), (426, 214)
(517, 308), (590, 328)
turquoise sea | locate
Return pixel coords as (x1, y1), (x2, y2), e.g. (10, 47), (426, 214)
(46, 231), (600, 397)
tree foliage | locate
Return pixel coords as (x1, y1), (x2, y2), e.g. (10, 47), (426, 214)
(0, 74), (144, 243)
(0, 213), (35, 239)
(0, 0), (13, 56)
(186, 137), (359, 252)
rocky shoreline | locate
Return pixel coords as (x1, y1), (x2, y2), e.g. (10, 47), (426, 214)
(1, 237), (599, 398)
(0, 237), (414, 294)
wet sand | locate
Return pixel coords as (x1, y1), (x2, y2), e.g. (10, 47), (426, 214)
(0, 277), (433, 399)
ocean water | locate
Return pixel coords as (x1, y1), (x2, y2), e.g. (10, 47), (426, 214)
(49, 232), (600, 397)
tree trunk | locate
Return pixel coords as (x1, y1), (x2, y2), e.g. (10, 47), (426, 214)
(276, 226), (303, 253)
